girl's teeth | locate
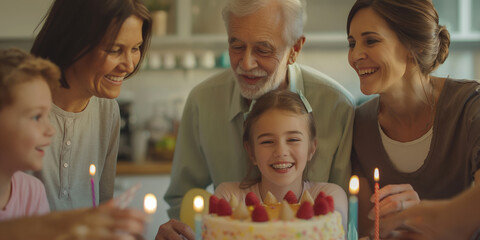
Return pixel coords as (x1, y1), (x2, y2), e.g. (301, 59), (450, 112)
(271, 163), (293, 169)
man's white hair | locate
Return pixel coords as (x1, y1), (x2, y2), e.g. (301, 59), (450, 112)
(222, 0), (307, 46)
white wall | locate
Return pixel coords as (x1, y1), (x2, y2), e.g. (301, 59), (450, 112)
(0, 0), (52, 38)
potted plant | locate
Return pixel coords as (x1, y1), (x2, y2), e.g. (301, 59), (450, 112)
(146, 0), (171, 36)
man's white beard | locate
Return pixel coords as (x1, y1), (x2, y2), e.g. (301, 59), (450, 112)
(234, 65), (284, 100)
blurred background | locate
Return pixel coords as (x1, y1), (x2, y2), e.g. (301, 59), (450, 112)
(1, 0), (479, 238)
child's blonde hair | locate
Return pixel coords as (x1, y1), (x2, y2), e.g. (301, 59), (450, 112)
(240, 89), (317, 188)
(0, 48), (60, 110)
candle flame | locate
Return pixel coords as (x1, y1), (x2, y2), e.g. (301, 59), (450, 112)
(89, 164), (96, 176)
(374, 168), (379, 182)
(144, 193), (157, 214)
(349, 175), (359, 195)
(193, 195), (204, 213)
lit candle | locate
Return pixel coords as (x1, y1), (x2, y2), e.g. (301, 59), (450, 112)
(348, 175), (359, 240)
(193, 195), (204, 240)
(89, 164), (96, 207)
(143, 193), (157, 239)
(144, 193), (157, 219)
(374, 168), (380, 240)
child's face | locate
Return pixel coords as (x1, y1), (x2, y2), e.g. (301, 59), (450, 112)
(0, 78), (55, 173)
(246, 109), (315, 188)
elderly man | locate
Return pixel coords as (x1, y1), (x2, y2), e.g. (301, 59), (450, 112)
(156, 0), (355, 239)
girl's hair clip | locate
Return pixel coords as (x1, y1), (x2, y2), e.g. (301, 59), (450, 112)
(297, 90), (313, 113)
(243, 99), (256, 120)
(243, 90), (313, 120)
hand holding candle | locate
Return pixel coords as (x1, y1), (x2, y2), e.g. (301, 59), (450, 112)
(374, 168), (380, 240)
(89, 164), (96, 207)
(348, 175), (359, 240)
(193, 195), (204, 240)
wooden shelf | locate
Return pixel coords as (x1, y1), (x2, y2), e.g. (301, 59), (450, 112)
(116, 160), (172, 175)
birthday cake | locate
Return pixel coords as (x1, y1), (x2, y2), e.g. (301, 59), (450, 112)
(202, 191), (344, 240)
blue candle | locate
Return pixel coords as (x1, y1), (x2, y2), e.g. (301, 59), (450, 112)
(193, 195), (204, 240)
(348, 176), (359, 240)
(195, 213), (202, 239)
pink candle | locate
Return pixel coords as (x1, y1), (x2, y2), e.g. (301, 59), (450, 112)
(90, 164), (96, 207)
(374, 168), (380, 240)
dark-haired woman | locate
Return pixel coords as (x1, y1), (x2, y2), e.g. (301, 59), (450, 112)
(346, 0), (480, 237)
(31, 0), (152, 210)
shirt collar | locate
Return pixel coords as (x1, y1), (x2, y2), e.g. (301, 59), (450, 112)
(288, 62), (304, 93)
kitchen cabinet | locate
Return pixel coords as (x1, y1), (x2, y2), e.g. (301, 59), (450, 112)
(2, 0), (478, 51)
(150, 0), (357, 49)
(146, 0), (357, 72)
(150, 0), (480, 50)
(143, 0), (479, 73)
(473, 0), (480, 33)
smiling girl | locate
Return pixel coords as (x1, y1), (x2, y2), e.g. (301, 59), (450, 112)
(214, 90), (348, 230)
(30, 0), (152, 210)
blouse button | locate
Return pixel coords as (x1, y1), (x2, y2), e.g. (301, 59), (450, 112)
(66, 140), (71, 146)
(63, 163), (69, 168)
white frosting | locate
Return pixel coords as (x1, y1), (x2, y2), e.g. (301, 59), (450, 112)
(202, 211), (344, 240)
